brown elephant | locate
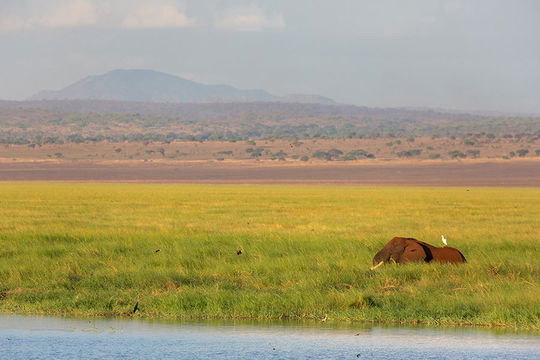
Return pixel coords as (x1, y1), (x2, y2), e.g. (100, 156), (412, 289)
(372, 237), (466, 268)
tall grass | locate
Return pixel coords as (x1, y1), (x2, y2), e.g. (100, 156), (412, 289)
(0, 184), (539, 330)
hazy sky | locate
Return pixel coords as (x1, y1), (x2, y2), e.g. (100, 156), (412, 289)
(1, 0), (539, 113)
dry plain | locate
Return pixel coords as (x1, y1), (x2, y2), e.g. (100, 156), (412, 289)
(0, 158), (539, 186)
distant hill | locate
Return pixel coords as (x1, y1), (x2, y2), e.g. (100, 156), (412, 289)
(29, 69), (278, 103)
(279, 94), (335, 104)
(28, 69), (335, 104)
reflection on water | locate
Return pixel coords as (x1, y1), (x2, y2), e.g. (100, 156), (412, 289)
(1, 315), (539, 359)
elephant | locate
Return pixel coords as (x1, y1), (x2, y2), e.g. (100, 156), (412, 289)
(372, 237), (466, 268)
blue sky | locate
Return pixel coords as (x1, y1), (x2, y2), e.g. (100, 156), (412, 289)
(1, 0), (539, 113)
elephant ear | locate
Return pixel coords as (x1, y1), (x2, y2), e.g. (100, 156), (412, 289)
(398, 240), (424, 263)
(415, 241), (434, 262)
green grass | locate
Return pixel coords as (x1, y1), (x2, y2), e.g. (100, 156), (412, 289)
(0, 183), (539, 330)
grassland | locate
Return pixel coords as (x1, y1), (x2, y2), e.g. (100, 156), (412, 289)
(0, 184), (539, 330)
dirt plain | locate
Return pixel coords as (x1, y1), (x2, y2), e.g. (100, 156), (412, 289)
(1, 138), (538, 162)
(1, 159), (539, 186)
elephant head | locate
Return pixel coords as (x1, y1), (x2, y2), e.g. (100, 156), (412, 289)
(372, 237), (466, 267)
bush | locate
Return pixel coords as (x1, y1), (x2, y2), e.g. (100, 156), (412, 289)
(448, 150), (466, 159)
(397, 149), (422, 158)
(328, 149), (343, 157)
(300, 156), (309, 162)
(466, 150), (480, 158)
(516, 149), (529, 157)
(429, 153), (441, 159)
(343, 149), (375, 160)
(246, 147), (264, 157)
(312, 150), (329, 160)
(273, 150), (288, 160)
(312, 149), (343, 161)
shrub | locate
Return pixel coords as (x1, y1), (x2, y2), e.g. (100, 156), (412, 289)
(516, 149), (529, 157)
(312, 149), (343, 161)
(312, 150), (328, 159)
(328, 149), (343, 157)
(246, 147), (264, 157)
(397, 149), (422, 158)
(273, 150), (288, 160)
(429, 153), (441, 159)
(466, 150), (480, 158)
(345, 149), (375, 160)
(300, 156), (309, 162)
(448, 150), (466, 159)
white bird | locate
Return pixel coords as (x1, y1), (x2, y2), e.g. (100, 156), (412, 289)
(441, 235), (448, 246)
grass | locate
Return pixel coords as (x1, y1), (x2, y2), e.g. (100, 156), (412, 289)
(0, 183), (539, 330)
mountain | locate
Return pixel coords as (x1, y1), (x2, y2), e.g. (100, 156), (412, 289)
(29, 69), (278, 103)
(279, 94), (335, 104)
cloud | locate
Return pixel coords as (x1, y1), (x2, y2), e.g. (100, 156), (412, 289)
(0, 0), (195, 31)
(0, 0), (98, 31)
(216, 6), (285, 31)
(121, 2), (195, 29)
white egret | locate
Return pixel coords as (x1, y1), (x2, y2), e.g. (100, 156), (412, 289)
(441, 235), (448, 246)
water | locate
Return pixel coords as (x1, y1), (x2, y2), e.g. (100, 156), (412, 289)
(1, 315), (539, 359)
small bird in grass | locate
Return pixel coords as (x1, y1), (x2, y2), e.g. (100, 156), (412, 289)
(133, 302), (140, 314)
(154, 249), (161, 253)
(236, 249), (243, 255)
(441, 235), (448, 247)
(321, 314), (328, 322)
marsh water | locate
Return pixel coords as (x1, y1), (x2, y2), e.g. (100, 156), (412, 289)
(1, 315), (539, 360)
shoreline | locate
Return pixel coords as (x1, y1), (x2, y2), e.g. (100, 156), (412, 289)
(1, 311), (538, 333)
